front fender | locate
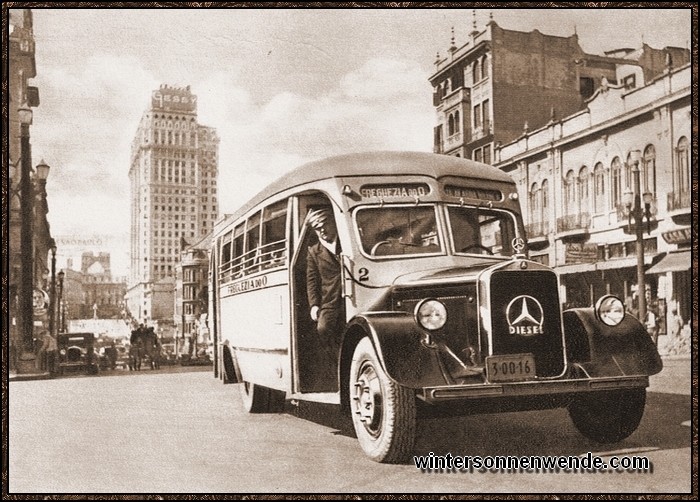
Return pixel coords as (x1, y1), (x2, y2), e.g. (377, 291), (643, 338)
(342, 312), (449, 389)
(563, 308), (662, 378)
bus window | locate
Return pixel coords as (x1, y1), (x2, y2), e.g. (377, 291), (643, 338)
(447, 205), (516, 256)
(355, 205), (442, 257)
(260, 199), (288, 270)
(243, 211), (262, 274)
(232, 222), (245, 278)
(220, 231), (233, 282)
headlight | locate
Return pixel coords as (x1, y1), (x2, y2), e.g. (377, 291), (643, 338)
(414, 299), (447, 331)
(595, 295), (625, 326)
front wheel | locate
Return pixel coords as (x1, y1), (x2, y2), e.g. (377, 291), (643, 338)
(349, 337), (416, 463)
(568, 388), (646, 443)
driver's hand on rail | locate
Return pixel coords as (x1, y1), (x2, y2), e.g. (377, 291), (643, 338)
(310, 305), (320, 321)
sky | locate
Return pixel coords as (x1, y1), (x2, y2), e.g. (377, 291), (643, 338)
(17, 7), (693, 277)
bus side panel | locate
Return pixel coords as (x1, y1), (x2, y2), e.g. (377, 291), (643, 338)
(218, 269), (291, 392)
(234, 351), (289, 391)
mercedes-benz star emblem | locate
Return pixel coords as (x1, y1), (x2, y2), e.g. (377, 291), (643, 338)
(512, 237), (525, 253)
(506, 295), (544, 336)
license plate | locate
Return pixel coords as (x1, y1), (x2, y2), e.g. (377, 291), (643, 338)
(485, 354), (536, 382)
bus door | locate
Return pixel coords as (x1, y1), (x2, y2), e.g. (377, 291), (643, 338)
(290, 193), (340, 394)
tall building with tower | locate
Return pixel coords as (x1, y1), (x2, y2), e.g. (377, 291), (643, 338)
(126, 84), (219, 323)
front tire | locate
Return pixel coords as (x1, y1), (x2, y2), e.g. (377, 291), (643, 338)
(568, 388), (646, 443)
(349, 337), (416, 463)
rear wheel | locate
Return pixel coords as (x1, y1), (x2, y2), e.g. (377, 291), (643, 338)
(568, 388), (646, 443)
(240, 381), (285, 413)
(349, 337), (416, 463)
(222, 348), (238, 384)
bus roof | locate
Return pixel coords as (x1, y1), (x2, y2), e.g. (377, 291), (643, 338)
(226, 151), (514, 224)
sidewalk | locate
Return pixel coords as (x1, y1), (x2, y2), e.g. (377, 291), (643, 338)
(8, 369), (52, 382)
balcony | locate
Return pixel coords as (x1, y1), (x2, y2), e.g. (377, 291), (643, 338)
(525, 221), (549, 250)
(444, 132), (463, 151)
(668, 190), (690, 212)
(470, 122), (492, 142)
(556, 213), (590, 241)
(437, 88), (470, 112)
(526, 221), (549, 238)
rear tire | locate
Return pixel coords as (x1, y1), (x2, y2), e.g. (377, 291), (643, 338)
(240, 381), (286, 413)
(222, 348), (238, 384)
(568, 388), (646, 443)
(349, 337), (416, 463)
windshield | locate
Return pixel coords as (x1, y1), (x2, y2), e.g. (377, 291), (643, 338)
(355, 205), (442, 257)
(447, 205), (518, 257)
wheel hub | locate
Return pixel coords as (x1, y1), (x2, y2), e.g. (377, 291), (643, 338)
(352, 363), (382, 436)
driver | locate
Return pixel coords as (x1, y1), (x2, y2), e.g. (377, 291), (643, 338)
(306, 208), (343, 366)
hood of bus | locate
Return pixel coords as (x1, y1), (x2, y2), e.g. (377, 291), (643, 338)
(391, 256), (506, 287)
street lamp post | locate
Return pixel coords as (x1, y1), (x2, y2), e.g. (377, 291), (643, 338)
(57, 270), (65, 333)
(623, 149), (653, 326)
(48, 238), (57, 337)
(18, 102), (35, 368)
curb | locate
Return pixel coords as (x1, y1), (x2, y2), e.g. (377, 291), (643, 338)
(660, 354), (692, 361)
(9, 372), (53, 382)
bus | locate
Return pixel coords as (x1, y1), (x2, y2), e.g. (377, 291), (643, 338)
(209, 151), (662, 463)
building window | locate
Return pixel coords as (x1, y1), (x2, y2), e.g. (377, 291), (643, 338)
(529, 182), (540, 225)
(448, 114), (455, 136)
(624, 152), (633, 190)
(564, 171), (575, 216)
(473, 103), (482, 130)
(611, 157), (622, 210)
(674, 136), (689, 196)
(579, 77), (594, 100)
(473, 148), (482, 163)
(454, 110), (460, 133)
(482, 144), (491, 165)
(481, 55), (489, 80)
(622, 74), (636, 90)
(472, 60), (480, 84)
(593, 162), (605, 213)
(541, 179), (549, 225)
(578, 166), (589, 214)
(643, 144), (656, 195)
(482, 99), (490, 133)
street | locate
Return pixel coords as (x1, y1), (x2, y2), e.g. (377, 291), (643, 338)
(8, 359), (692, 494)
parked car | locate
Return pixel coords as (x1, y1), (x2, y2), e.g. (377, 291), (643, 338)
(160, 343), (177, 365)
(57, 333), (100, 375)
(114, 344), (130, 369)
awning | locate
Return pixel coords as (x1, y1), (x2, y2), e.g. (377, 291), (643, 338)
(556, 262), (597, 275)
(646, 251), (691, 275)
(596, 255), (655, 271)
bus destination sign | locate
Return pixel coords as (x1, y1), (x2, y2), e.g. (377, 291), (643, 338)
(444, 185), (502, 202)
(359, 183), (431, 199)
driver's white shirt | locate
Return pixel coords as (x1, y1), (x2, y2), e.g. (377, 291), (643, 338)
(319, 238), (338, 256)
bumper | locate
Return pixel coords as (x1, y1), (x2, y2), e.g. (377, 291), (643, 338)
(418, 375), (650, 404)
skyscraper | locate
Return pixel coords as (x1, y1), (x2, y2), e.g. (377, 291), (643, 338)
(126, 84), (219, 323)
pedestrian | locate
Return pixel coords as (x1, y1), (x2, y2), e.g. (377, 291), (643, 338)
(37, 330), (57, 374)
(306, 208), (344, 368)
(644, 307), (659, 346)
(667, 307), (684, 352)
(624, 295), (637, 319)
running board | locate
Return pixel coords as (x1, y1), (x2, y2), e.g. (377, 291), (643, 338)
(287, 392), (340, 405)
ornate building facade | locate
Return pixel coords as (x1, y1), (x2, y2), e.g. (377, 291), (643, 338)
(431, 15), (691, 342)
(174, 234), (211, 356)
(8, 9), (55, 369)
